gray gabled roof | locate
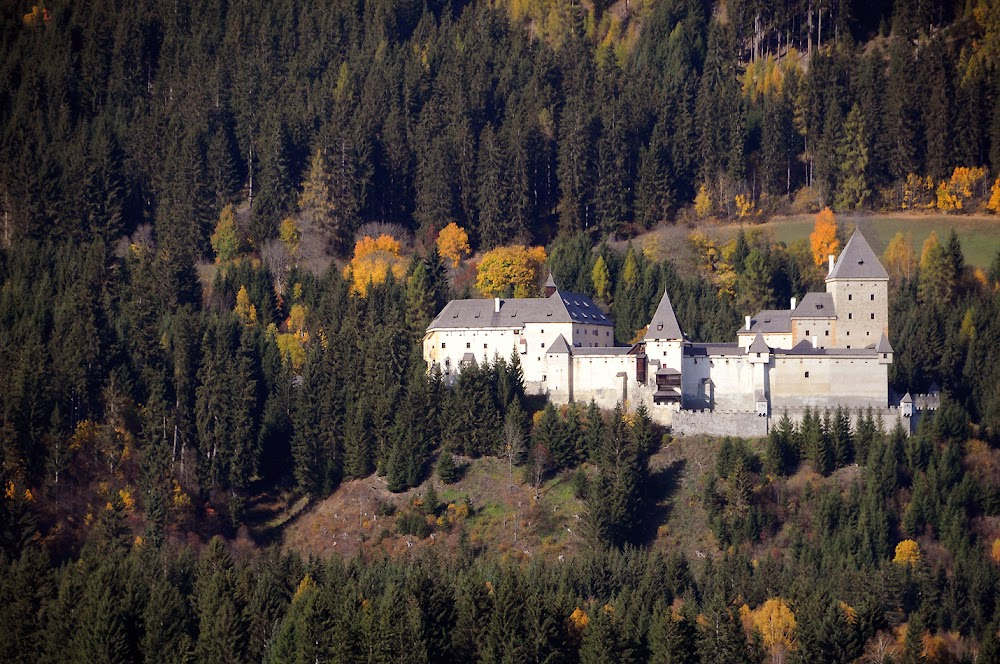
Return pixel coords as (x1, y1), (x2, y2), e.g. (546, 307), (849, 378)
(875, 332), (893, 354)
(644, 288), (683, 341)
(791, 292), (836, 319)
(547, 334), (571, 354)
(742, 309), (792, 334)
(550, 291), (615, 326)
(827, 230), (889, 280)
(544, 272), (557, 289)
(748, 333), (770, 354)
(428, 290), (613, 330)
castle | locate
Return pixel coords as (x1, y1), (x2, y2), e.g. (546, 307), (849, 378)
(424, 230), (913, 435)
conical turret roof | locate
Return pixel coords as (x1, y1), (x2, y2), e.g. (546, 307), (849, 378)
(644, 288), (683, 341)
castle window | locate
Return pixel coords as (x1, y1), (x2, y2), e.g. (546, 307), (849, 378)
(847, 331), (850, 336)
(870, 313), (875, 320)
(871, 294), (875, 300)
(847, 345), (851, 349)
(484, 344), (488, 349)
(542, 375), (546, 381)
(848, 313), (853, 320)
(848, 294), (852, 301)
(541, 342), (545, 348)
(825, 330), (829, 336)
(441, 343), (446, 349)
(806, 329), (810, 336)
(805, 371), (809, 378)
(466, 342), (471, 348)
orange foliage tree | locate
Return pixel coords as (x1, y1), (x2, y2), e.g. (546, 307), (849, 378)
(810, 207), (840, 267)
(475, 245), (547, 297)
(936, 167), (988, 212)
(987, 178), (1000, 214)
(345, 234), (408, 296)
(437, 222), (471, 267)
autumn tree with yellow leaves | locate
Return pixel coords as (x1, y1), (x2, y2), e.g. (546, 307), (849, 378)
(475, 245), (547, 297)
(893, 539), (921, 567)
(211, 204), (241, 263)
(936, 167), (988, 212)
(810, 207), (840, 268)
(745, 598), (797, 663)
(883, 232), (916, 282)
(234, 286), (257, 325)
(344, 234), (408, 296)
(987, 178), (1000, 214)
(436, 222), (471, 267)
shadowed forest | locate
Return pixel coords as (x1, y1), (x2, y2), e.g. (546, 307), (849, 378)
(5, 0), (1000, 661)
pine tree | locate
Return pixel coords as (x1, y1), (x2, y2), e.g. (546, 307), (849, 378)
(835, 104), (871, 210)
(476, 123), (508, 249)
(762, 91), (795, 198)
(649, 601), (699, 664)
(595, 93), (631, 239)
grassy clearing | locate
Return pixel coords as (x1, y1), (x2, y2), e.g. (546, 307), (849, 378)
(751, 213), (1000, 268)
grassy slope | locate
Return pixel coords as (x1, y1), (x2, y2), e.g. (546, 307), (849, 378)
(756, 213), (1000, 268)
(277, 438), (744, 565)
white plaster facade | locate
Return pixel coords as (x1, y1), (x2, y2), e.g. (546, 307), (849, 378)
(424, 231), (896, 431)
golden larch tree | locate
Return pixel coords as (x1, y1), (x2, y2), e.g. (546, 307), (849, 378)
(211, 204), (240, 263)
(592, 255), (611, 302)
(437, 222), (471, 267)
(810, 207), (840, 267)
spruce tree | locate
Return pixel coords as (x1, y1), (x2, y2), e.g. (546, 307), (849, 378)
(835, 104), (871, 210)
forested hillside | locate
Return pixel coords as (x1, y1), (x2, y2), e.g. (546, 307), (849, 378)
(2, 0), (1000, 253)
(6, 0), (1000, 661)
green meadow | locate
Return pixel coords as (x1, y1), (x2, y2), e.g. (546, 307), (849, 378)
(753, 213), (1000, 268)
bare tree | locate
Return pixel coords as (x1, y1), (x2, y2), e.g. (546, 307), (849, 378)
(504, 413), (525, 491)
(530, 444), (553, 489)
(260, 238), (290, 297)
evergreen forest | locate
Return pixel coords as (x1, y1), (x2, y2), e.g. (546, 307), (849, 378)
(5, 0), (1000, 661)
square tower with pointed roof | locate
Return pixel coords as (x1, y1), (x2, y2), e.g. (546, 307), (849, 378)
(824, 230), (889, 348)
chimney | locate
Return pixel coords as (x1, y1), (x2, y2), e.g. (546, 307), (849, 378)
(494, 297), (501, 313)
(790, 296), (797, 310)
(812, 335), (818, 348)
(828, 254), (835, 273)
(745, 315), (751, 331)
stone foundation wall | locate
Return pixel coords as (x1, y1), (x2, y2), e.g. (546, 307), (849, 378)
(672, 410), (768, 437)
(672, 406), (923, 438)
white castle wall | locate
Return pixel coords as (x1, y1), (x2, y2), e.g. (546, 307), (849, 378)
(769, 356), (888, 409)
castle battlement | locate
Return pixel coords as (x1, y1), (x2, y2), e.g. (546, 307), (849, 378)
(423, 230), (898, 432)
